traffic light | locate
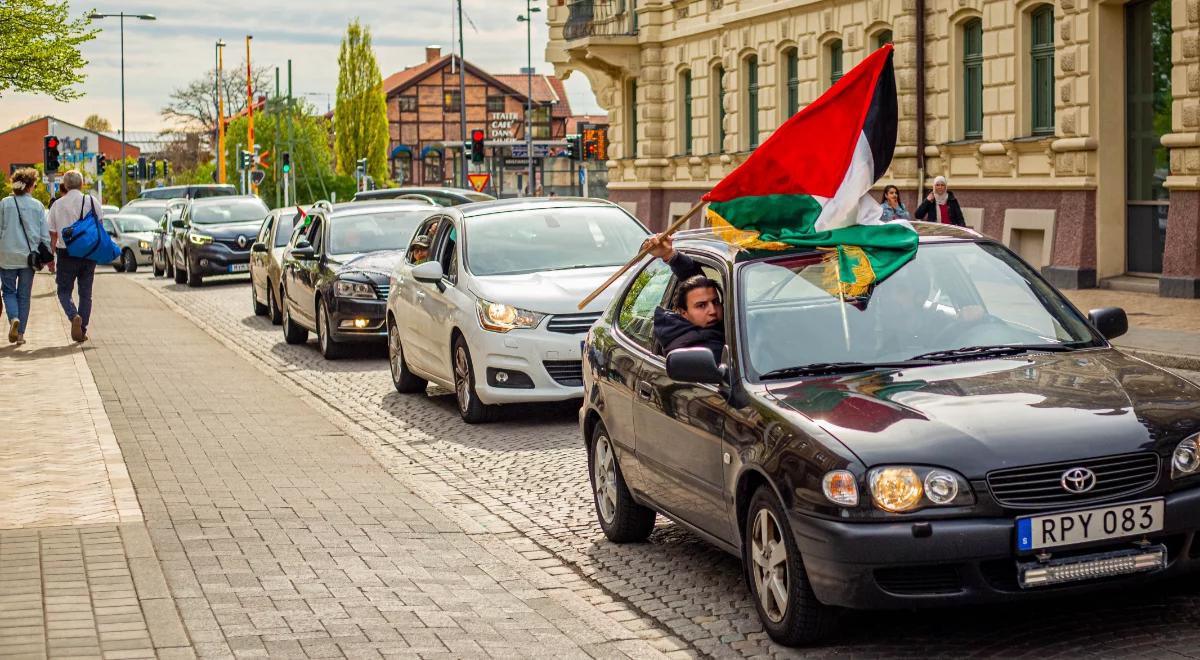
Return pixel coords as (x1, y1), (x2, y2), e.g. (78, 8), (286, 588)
(281, 152), (291, 174)
(470, 129), (485, 163)
(356, 158), (367, 175)
(96, 154), (108, 175)
(126, 163), (137, 179)
(43, 135), (61, 173)
(136, 156), (148, 180)
(239, 151), (253, 170)
(148, 160), (158, 178)
(584, 139), (599, 161)
(163, 159), (171, 178)
(565, 135), (580, 161)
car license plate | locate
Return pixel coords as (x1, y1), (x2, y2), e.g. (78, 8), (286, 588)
(1016, 499), (1163, 551)
(228, 263), (250, 273)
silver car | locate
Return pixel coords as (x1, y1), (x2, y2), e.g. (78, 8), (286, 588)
(103, 214), (159, 273)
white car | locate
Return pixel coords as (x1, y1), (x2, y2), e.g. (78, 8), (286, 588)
(385, 198), (650, 423)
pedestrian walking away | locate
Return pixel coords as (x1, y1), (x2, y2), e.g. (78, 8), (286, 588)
(879, 184), (912, 222)
(0, 168), (51, 345)
(47, 170), (104, 343)
(914, 175), (966, 226)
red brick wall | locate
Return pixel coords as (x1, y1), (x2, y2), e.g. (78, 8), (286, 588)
(0, 118), (48, 175)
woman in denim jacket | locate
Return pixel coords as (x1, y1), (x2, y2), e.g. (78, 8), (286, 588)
(879, 184), (912, 223)
(0, 168), (50, 345)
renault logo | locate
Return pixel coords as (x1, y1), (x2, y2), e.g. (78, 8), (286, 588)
(1060, 467), (1097, 494)
(237, 235), (247, 248)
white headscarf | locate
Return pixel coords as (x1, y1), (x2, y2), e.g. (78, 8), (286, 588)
(932, 176), (948, 205)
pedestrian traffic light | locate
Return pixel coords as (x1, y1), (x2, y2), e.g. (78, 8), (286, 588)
(136, 156), (147, 180)
(470, 129), (485, 163)
(281, 152), (291, 174)
(584, 139), (599, 161)
(43, 135), (61, 173)
(96, 154), (108, 175)
(565, 135), (580, 161)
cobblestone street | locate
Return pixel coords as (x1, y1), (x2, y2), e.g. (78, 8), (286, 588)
(114, 270), (1200, 658)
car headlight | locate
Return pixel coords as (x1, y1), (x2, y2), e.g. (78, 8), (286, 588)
(334, 280), (376, 299)
(476, 299), (545, 332)
(189, 233), (213, 245)
(821, 470), (859, 507)
(138, 240), (151, 249)
(1172, 434), (1200, 478)
(868, 466), (972, 513)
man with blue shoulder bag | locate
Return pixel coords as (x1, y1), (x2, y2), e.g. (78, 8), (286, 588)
(48, 170), (115, 343)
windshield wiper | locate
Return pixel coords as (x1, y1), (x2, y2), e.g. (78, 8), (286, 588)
(908, 343), (1076, 362)
(760, 360), (937, 380)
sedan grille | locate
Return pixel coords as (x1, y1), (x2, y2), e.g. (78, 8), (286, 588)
(546, 312), (602, 334)
(986, 452), (1160, 509)
(544, 360), (583, 387)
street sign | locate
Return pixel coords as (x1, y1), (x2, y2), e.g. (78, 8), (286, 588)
(467, 173), (491, 193)
(502, 157), (531, 170)
(510, 144), (552, 158)
(250, 169), (266, 185)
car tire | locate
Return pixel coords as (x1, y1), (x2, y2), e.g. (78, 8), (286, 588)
(252, 281), (268, 316)
(387, 318), (426, 393)
(744, 486), (838, 647)
(166, 252), (176, 279)
(452, 336), (497, 424)
(185, 257), (202, 287)
(317, 299), (345, 359)
(267, 283), (283, 325)
(112, 261), (126, 272)
(589, 423), (656, 543)
(122, 249), (138, 273)
(281, 290), (309, 345)
(172, 255), (186, 284)
(153, 254), (164, 277)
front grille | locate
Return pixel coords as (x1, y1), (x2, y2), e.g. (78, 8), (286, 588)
(986, 452), (1160, 509)
(374, 283), (390, 299)
(215, 237), (251, 251)
(546, 312), (602, 334)
(874, 565), (963, 595)
(544, 360), (583, 386)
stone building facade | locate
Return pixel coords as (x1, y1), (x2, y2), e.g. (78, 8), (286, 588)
(546, 0), (1200, 297)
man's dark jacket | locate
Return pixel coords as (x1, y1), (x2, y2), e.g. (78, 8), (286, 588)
(914, 191), (966, 227)
(650, 252), (724, 360)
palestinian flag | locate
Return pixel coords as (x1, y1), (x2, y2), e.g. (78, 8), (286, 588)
(704, 44), (916, 297)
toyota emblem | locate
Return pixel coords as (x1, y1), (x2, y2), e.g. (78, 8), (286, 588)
(1060, 467), (1097, 494)
(237, 235), (247, 248)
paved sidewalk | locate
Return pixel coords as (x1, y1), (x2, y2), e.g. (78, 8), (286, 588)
(1064, 288), (1200, 370)
(0, 274), (190, 659)
(80, 275), (670, 659)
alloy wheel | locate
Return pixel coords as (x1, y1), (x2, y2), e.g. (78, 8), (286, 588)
(750, 508), (790, 623)
(454, 345), (471, 414)
(318, 304), (327, 352)
(593, 434), (618, 524)
(388, 323), (402, 379)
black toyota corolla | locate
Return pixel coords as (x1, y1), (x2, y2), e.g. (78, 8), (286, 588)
(580, 223), (1200, 646)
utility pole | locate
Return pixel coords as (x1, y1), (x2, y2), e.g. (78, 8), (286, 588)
(287, 60), (296, 205)
(274, 67), (281, 209)
(215, 39), (226, 184)
(457, 0), (468, 187)
(517, 0), (541, 195)
(246, 35), (255, 194)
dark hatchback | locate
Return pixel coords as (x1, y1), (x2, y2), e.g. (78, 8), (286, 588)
(581, 223), (1200, 646)
(279, 202), (437, 359)
(171, 196), (271, 286)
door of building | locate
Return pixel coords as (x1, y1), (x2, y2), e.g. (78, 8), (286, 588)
(1125, 0), (1172, 274)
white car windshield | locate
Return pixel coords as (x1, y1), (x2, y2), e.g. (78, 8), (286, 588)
(115, 216), (158, 232)
(328, 210), (427, 255)
(739, 242), (1100, 378)
(191, 199), (269, 225)
(466, 207), (648, 276)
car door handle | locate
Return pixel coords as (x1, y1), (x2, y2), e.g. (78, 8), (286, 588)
(636, 381), (653, 400)
(415, 290), (426, 301)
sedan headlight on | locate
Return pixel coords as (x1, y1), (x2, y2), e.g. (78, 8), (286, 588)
(138, 240), (151, 249)
(189, 233), (213, 245)
(868, 466), (973, 513)
(476, 299), (545, 332)
(334, 280), (376, 299)
(1172, 434), (1200, 479)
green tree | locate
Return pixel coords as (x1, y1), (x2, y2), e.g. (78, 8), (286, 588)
(99, 157), (137, 205)
(83, 114), (112, 132)
(226, 99), (344, 206)
(333, 19), (388, 182)
(162, 61), (272, 134)
(0, 171), (11, 199)
(0, 1), (98, 101)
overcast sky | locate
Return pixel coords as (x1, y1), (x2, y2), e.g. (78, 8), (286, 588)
(2, 1), (602, 132)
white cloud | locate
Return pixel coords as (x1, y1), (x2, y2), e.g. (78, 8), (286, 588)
(1, 0), (602, 131)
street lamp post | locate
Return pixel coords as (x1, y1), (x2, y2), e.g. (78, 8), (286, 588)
(89, 11), (156, 206)
(517, 2), (541, 196)
(215, 39), (226, 184)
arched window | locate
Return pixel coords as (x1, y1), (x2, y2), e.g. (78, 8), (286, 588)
(680, 70), (693, 155)
(828, 39), (844, 86)
(712, 64), (726, 153)
(963, 19), (984, 139)
(745, 55), (759, 149)
(875, 29), (893, 50)
(784, 48), (799, 118)
(1030, 5), (1056, 135)
(392, 150), (413, 185)
(422, 150), (442, 185)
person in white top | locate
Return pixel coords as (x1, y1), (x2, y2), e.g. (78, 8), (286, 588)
(47, 170), (105, 342)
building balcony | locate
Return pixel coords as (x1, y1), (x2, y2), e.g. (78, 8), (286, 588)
(563, 0), (638, 41)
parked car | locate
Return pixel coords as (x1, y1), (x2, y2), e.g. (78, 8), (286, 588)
(385, 198), (649, 422)
(139, 184), (237, 200)
(151, 200), (188, 278)
(119, 198), (169, 223)
(102, 213), (159, 273)
(579, 223), (1200, 646)
(249, 207), (303, 324)
(171, 196), (270, 286)
(101, 204), (120, 216)
(352, 186), (494, 206)
(279, 202), (438, 358)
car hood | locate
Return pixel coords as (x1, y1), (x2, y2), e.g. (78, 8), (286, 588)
(190, 221), (262, 240)
(765, 349), (1200, 478)
(328, 251), (404, 282)
(468, 266), (624, 314)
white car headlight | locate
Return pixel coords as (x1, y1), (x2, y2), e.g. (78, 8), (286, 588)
(476, 299), (545, 332)
(868, 466), (972, 513)
(189, 233), (213, 245)
(334, 280), (376, 299)
(138, 240), (151, 249)
(1172, 434), (1200, 478)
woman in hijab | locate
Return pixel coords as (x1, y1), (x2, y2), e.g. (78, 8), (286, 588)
(879, 184), (912, 222)
(914, 176), (965, 226)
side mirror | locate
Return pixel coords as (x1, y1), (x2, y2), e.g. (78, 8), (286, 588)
(251, 241), (268, 253)
(291, 240), (315, 259)
(666, 347), (726, 385)
(106, 230), (117, 237)
(1089, 307), (1128, 341)
(412, 260), (444, 284)
(171, 219), (185, 229)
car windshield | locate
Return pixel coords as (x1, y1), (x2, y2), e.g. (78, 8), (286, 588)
(191, 199), (269, 225)
(115, 216), (158, 232)
(121, 201), (166, 218)
(738, 242), (1101, 378)
(328, 209), (427, 255)
(465, 207), (648, 276)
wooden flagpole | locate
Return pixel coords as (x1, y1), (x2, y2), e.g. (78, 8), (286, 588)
(577, 198), (708, 310)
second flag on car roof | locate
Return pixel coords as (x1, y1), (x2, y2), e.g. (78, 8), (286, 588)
(703, 43), (917, 298)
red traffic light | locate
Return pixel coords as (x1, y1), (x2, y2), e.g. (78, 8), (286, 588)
(46, 137), (59, 149)
(471, 129), (485, 141)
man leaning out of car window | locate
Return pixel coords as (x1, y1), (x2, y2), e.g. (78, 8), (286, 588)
(642, 233), (724, 360)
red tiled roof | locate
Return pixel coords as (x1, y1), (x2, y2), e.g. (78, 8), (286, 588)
(382, 55), (451, 95)
(493, 74), (573, 117)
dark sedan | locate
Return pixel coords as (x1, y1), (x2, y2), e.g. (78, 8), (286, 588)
(581, 223), (1200, 646)
(171, 196), (270, 286)
(279, 203), (436, 359)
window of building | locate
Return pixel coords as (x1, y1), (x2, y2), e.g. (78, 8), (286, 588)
(423, 150), (443, 184)
(745, 55), (759, 149)
(1030, 5), (1056, 135)
(713, 64), (726, 153)
(829, 39), (844, 86)
(443, 89), (461, 112)
(785, 48), (799, 118)
(963, 19), (984, 140)
(875, 29), (893, 49)
(392, 151), (413, 186)
(681, 70), (693, 155)
(486, 95), (505, 113)
(626, 78), (638, 158)
(531, 105), (552, 139)
(398, 96), (417, 112)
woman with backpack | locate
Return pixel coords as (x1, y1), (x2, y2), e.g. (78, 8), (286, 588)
(0, 168), (51, 345)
